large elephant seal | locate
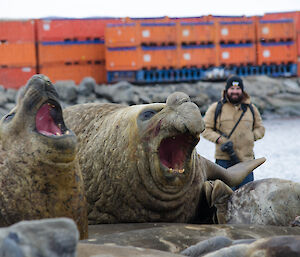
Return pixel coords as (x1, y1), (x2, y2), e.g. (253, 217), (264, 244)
(63, 92), (265, 224)
(213, 178), (300, 226)
(0, 74), (88, 239)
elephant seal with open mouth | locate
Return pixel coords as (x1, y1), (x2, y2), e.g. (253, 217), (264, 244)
(64, 92), (265, 224)
(0, 74), (88, 239)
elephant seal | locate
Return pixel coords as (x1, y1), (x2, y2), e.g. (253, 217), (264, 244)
(213, 178), (300, 226)
(0, 74), (88, 239)
(63, 92), (265, 224)
(181, 235), (300, 257)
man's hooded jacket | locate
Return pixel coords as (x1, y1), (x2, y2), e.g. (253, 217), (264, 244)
(202, 90), (265, 162)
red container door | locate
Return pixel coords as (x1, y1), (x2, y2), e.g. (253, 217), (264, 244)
(179, 22), (216, 44)
(257, 42), (297, 65)
(0, 20), (35, 43)
(218, 43), (256, 66)
(105, 23), (138, 47)
(105, 47), (140, 71)
(0, 42), (36, 67)
(0, 67), (36, 89)
(140, 46), (178, 69)
(139, 22), (177, 45)
(179, 45), (216, 67)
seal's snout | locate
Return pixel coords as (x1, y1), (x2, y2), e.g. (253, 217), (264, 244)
(165, 92), (205, 136)
(166, 92), (191, 107)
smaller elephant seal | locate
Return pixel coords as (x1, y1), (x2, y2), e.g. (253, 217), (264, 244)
(64, 91), (265, 224)
(0, 75), (88, 239)
(181, 235), (300, 257)
(212, 178), (300, 226)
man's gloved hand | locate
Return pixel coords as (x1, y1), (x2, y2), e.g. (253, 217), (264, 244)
(220, 141), (240, 164)
(220, 141), (234, 153)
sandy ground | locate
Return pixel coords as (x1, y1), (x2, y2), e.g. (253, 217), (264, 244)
(196, 117), (300, 183)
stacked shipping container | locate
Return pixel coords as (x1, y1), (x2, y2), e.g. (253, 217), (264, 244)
(106, 15), (299, 83)
(0, 20), (37, 88)
(0, 13), (300, 88)
(36, 18), (124, 84)
(262, 11), (300, 75)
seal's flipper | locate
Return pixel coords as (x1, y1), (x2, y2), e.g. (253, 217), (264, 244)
(204, 156), (266, 188)
(203, 180), (233, 224)
(226, 158), (266, 187)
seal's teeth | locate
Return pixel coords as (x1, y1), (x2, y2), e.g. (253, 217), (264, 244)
(179, 169), (185, 174)
(51, 104), (55, 108)
(56, 132), (61, 136)
(66, 130), (70, 135)
(58, 123), (62, 128)
(169, 168), (173, 173)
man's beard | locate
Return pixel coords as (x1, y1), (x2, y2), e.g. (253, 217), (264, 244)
(227, 94), (243, 104)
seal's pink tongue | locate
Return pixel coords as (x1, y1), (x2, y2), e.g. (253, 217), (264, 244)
(159, 134), (187, 169)
(36, 103), (61, 136)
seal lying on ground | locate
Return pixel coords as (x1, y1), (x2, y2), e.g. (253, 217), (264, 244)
(211, 178), (300, 226)
(0, 74), (88, 239)
(181, 235), (300, 257)
(63, 92), (265, 224)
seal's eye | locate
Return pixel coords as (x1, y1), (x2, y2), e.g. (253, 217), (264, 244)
(139, 110), (157, 121)
(4, 113), (15, 122)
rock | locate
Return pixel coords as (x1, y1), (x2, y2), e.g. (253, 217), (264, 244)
(243, 76), (284, 96)
(0, 76), (300, 119)
(0, 94), (8, 107)
(0, 218), (78, 257)
(77, 77), (96, 96)
(5, 89), (17, 103)
(282, 79), (300, 94)
(94, 84), (115, 102)
(54, 80), (78, 103)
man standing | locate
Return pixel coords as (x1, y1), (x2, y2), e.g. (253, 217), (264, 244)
(202, 75), (265, 190)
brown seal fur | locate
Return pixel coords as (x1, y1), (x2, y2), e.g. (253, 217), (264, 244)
(0, 75), (88, 239)
(63, 92), (265, 224)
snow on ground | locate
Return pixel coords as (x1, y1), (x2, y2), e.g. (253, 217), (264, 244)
(196, 117), (300, 183)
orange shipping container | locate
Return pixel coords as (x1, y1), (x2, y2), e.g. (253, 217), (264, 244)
(39, 63), (106, 84)
(217, 21), (255, 43)
(298, 33), (300, 56)
(179, 22), (215, 44)
(0, 20), (35, 43)
(257, 41), (297, 65)
(0, 42), (36, 67)
(0, 66), (36, 89)
(36, 18), (124, 42)
(140, 46), (178, 69)
(218, 43), (256, 66)
(263, 11), (300, 33)
(38, 42), (105, 65)
(139, 22), (177, 45)
(179, 45), (216, 67)
(105, 23), (138, 47)
(105, 47), (140, 71)
(257, 19), (296, 41)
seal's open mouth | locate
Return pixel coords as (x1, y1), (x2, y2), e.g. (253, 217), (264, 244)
(158, 133), (197, 174)
(36, 101), (68, 137)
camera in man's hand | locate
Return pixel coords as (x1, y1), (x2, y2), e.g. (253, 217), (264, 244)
(220, 141), (240, 164)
